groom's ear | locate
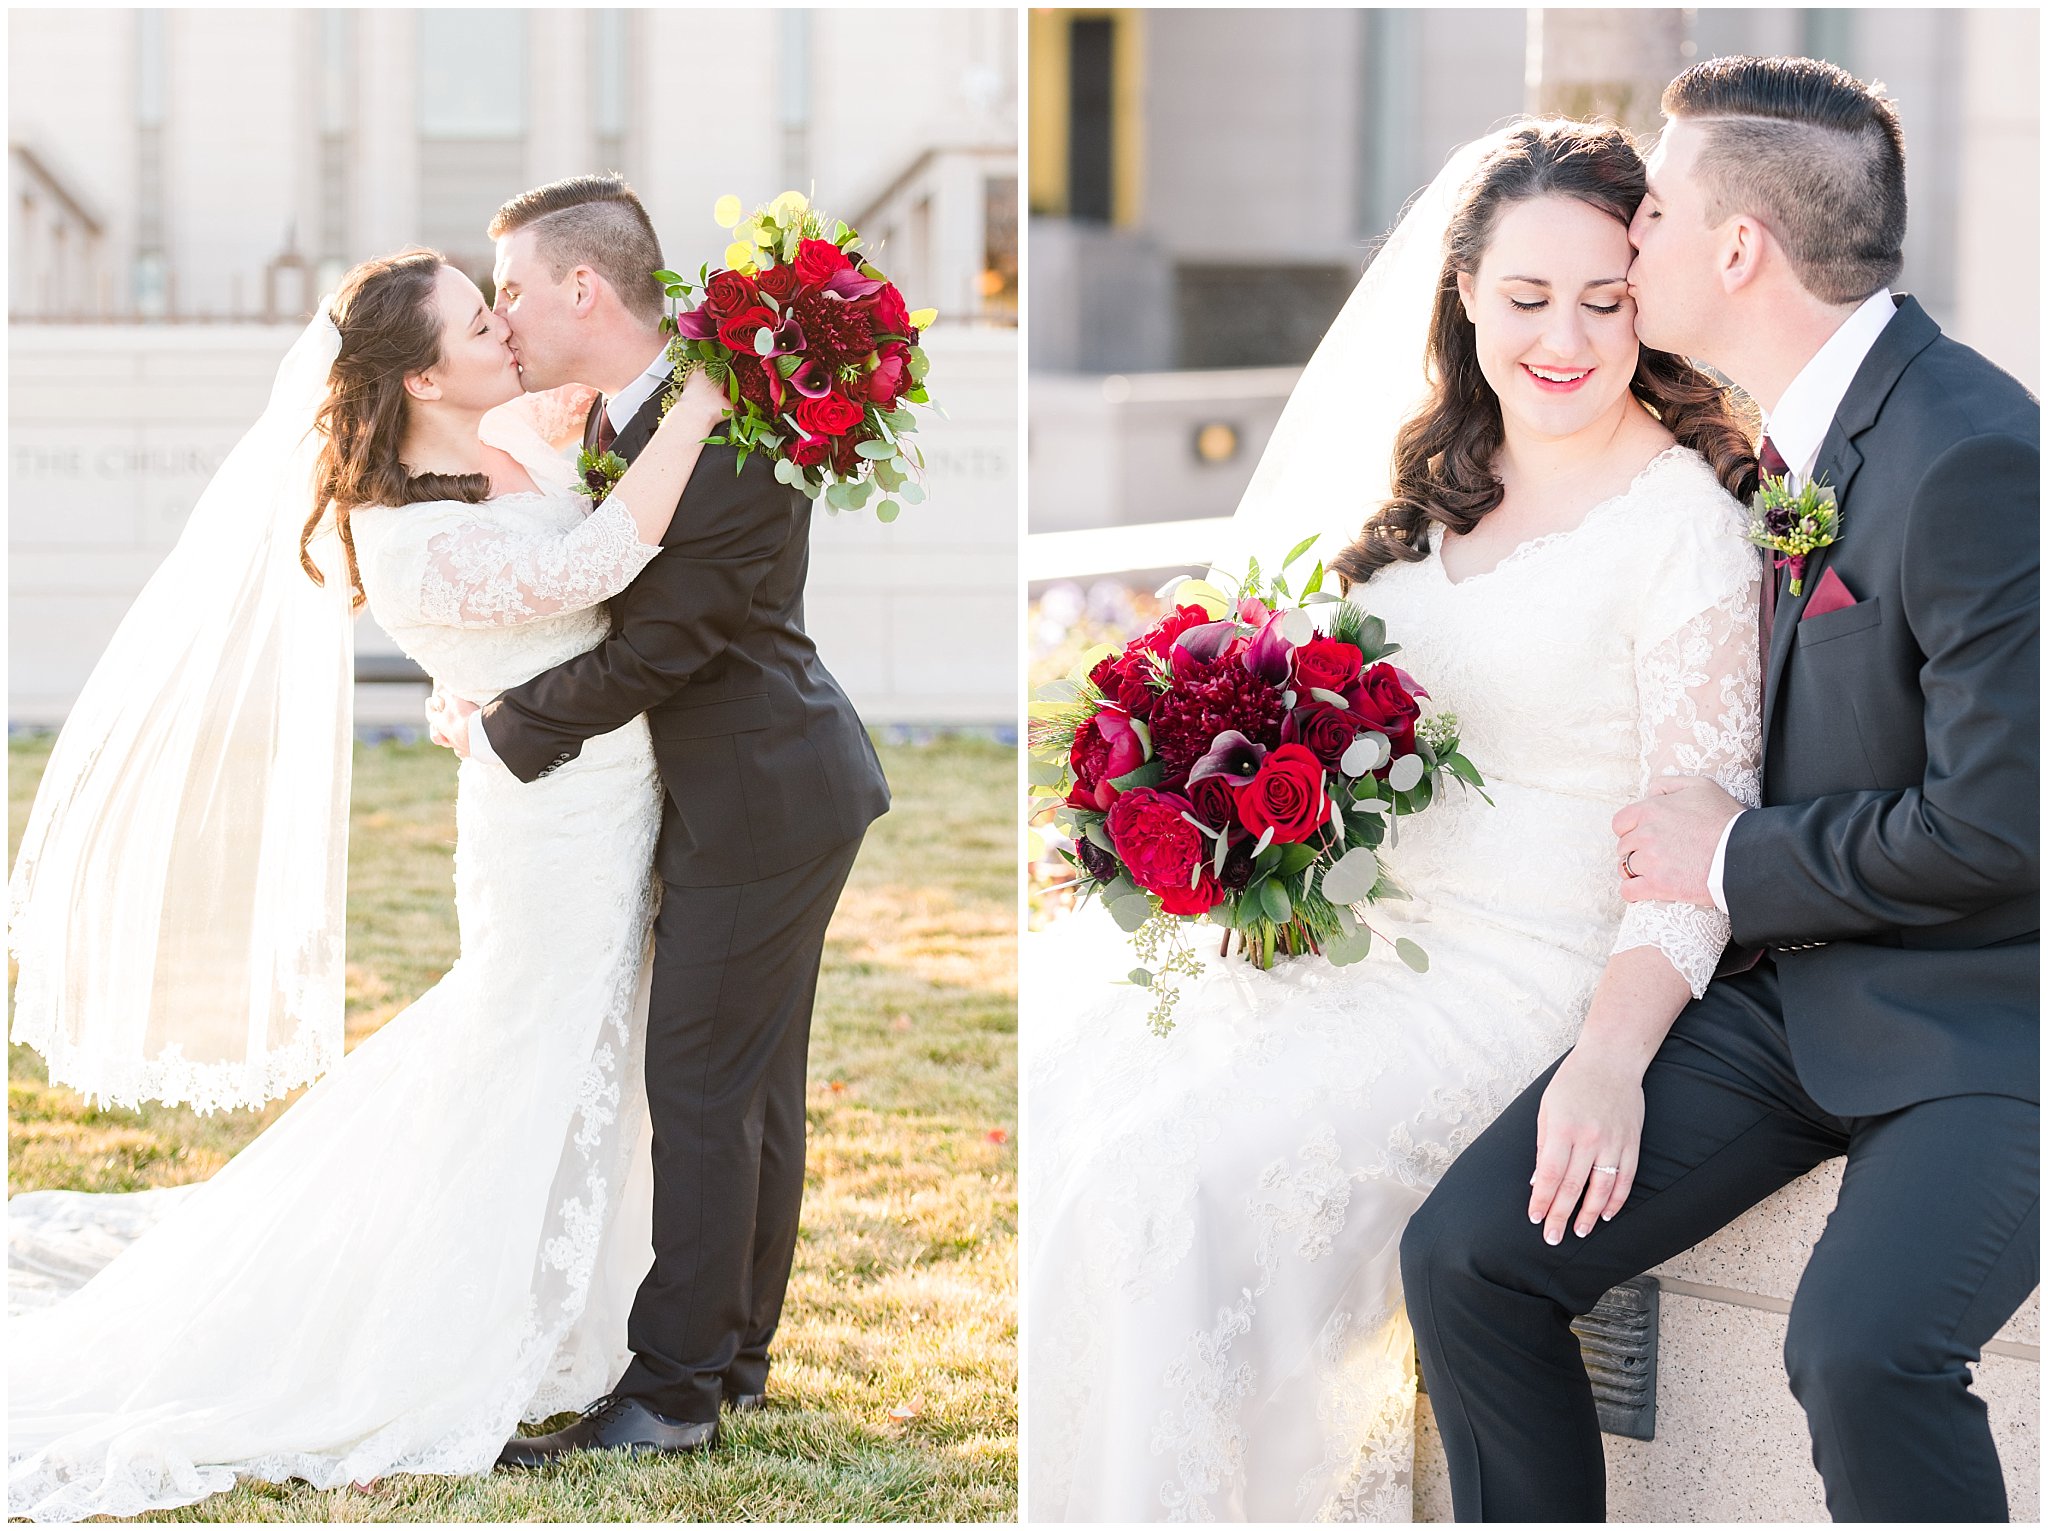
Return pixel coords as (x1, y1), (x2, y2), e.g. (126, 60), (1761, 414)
(569, 265), (603, 319)
(1719, 217), (1768, 296)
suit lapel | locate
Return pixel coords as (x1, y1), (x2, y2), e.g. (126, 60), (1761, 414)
(612, 383), (669, 463)
(1757, 295), (1940, 756)
(581, 393), (605, 455)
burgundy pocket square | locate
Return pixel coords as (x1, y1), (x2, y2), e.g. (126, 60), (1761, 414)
(1800, 566), (1857, 619)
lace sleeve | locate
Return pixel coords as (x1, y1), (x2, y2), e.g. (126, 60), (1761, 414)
(1611, 538), (1764, 997)
(416, 493), (659, 628)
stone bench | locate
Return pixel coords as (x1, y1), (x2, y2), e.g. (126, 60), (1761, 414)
(1414, 1159), (2040, 1521)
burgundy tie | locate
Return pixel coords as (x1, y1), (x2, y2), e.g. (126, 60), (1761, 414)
(1758, 434), (1788, 641)
(595, 408), (617, 455)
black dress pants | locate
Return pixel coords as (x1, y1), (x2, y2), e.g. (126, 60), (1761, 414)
(1401, 960), (2039, 1522)
(616, 831), (865, 1423)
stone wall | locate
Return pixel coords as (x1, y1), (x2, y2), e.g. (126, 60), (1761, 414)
(9, 324), (1018, 728)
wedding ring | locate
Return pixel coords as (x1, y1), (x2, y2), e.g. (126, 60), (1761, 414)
(1621, 850), (1639, 878)
(1592, 1165), (1619, 1175)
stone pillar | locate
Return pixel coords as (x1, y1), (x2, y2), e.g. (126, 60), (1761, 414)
(526, 8), (594, 187)
(1526, 8), (1688, 135)
(355, 9), (419, 257)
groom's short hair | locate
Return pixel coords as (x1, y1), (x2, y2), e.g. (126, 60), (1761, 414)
(1662, 56), (1906, 305)
(488, 174), (666, 326)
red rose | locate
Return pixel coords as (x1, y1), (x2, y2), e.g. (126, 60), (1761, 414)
(1292, 638), (1364, 697)
(794, 238), (853, 287)
(1280, 700), (1362, 769)
(786, 433), (831, 468)
(1106, 789), (1219, 913)
(1134, 604), (1216, 659)
(1236, 742), (1330, 844)
(755, 264), (802, 302)
(872, 283), (912, 337)
(717, 305), (777, 355)
(1349, 663), (1423, 757)
(1157, 869), (1225, 917)
(867, 349), (911, 407)
(1186, 773), (1242, 831)
(1067, 710), (1148, 811)
(795, 390), (865, 438)
(704, 269), (757, 317)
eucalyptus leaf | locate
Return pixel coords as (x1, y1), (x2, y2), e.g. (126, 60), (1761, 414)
(1387, 754), (1426, 793)
(855, 440), (896, 459)
(754, 327), (776, 357)
(1027, 757), (1066, 787)
(877, 499), (901, 523)
(1110, 897), (1153, 934)
(1395, 938), (1430, 974)
(1341, 733), (1390, 777)
(899, 483), (926, 505)
(1279, 608), (1315, 645)
(1082, 820), (1116, 855)
(1325, 925), (1374, 968)
(1035, 678), (1080, 703)
(1127, 967), (1153, 988)
(1109, 759), (1165, 792)
(1320, 846), (1382, 906)
(1308, 686), (1349, 708)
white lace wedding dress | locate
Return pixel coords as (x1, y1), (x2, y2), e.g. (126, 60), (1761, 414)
(1025, 445), (1762, 1522)
(9, 485), (671, 1521)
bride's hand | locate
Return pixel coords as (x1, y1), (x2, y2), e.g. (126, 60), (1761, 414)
(661, 368), (730, 435)
(1529, 1043), (1645, 1244)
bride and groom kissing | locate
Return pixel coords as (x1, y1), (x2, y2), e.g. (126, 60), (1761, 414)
(1028, 55), (2037, 1522)
(11, 173), (887, 1518)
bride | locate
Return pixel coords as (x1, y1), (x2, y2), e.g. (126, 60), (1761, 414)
(1025, 120), (1763, 1520)
(8, 249), (728, 1520)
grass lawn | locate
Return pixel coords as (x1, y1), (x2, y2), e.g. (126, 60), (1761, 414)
(8, 733), (1016, 1522)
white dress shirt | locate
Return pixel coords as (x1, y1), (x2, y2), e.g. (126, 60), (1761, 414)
(466, 340), (674, 772)
(1707, 288), (1898, 913)
(604, 342), (675, 438)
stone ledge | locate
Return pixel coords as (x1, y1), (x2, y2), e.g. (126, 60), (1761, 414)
(1413, 1160), (2040, 1520)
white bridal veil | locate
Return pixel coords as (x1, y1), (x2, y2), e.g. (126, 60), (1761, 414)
(1224, 129), (1511, 569)
(9, 305), (356, 1113)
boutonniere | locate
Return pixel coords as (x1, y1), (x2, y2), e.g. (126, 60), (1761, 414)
(576, 447), (629, 506)
(1746, 470), (1840, 597)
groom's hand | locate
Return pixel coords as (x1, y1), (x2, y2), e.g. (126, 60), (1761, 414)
(1613, 777), (1742, 907)
(425, 693), (480, 759)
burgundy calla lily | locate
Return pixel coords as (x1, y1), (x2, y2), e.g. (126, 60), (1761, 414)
(822, 267), (888, 301)
(770, 316), (806, 355)
(1186, 730), (1268, 787)
(1171, 619), (1239, 667)
(672, 307), (719, 340)
(1243, 614), (1293, 686)
(790, 359), (834, 399)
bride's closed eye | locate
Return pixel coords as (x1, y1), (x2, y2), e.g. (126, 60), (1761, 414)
(1508, 298), (1626, 315)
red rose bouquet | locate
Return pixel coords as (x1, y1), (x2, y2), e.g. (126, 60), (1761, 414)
(1029, 538), (1489, 1033)
(652, 191), (936, 522)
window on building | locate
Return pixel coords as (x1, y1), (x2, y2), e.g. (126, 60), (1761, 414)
(591, 9), (629, 173)
(418, 9), (528, 278)
(982, 174), (1019, 321)
(1067, 18), (1115, 223)
(135, 9), (168, 318)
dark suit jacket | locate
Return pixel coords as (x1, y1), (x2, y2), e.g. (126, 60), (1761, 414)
(479, 388), (890, 889)
(1722, 296), (2038, 1115)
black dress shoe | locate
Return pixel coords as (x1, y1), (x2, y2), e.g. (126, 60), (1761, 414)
(723, 1390), (767, 1414)
(497, 1395), (716, 1467)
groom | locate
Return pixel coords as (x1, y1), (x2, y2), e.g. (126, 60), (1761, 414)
(1402, 58), (2038, 1520)
(442, 174), (890, 1458)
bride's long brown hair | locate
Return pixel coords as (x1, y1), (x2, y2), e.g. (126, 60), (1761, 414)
(301, 249), (491, 609)
(1333, 121), (1758, 587)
